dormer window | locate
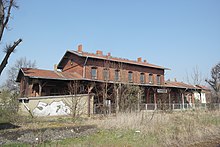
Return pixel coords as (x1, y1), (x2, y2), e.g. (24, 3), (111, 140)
(91, 67), (97, 79)
(128, 71), (133, 82)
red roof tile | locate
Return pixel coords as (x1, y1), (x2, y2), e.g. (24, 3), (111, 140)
(165, 81), (196, 89)
(195, 85), (211, 91)
(19, 68), (82, 81)
(66, 50), (168, 70)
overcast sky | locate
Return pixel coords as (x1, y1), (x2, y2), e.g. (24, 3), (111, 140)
(0, 0), (220, 85)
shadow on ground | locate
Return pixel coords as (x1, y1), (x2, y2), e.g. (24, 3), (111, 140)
(0, 123), (20, 130)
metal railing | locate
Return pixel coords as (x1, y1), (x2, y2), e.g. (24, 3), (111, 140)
(93, 103), (220, 114)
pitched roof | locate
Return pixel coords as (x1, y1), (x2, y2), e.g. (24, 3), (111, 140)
(165, 81), (197, 89)
(195, 85), (211, 91)
(16, 68), (82, 82)
(58, 50), (169, 70)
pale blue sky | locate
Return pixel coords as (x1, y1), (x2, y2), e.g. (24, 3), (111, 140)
(0, 0), (220, 85)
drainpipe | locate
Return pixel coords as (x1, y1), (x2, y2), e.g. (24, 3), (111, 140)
(83, 56), (89, 78)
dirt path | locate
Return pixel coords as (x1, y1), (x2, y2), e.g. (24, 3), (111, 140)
(0, 125), (97, 145)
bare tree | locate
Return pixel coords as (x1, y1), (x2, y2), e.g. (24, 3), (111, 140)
(65, 81), (88, 121)
(186, 65), (203, 85)
(119, 84), (143, 112)
(3, 57), (36, 92)
(206, 62), (220, 103)
(0, 0), (22, 76)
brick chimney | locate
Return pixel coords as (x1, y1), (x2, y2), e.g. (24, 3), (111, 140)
(78, 44), (83, 52)
(137, 57), (142, 62)
(107, 52), (111, 56)
(96, 50), (103, 56)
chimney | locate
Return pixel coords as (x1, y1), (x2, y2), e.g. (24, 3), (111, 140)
(54, 64), (58, 71)
(137, 57), (142, 62)
(144, 60), (147, 63)
(107, 52), (111, 57)
(96, 50), (103, 56)
(78, 44), (83, 52)
(174, 78), (177, 82)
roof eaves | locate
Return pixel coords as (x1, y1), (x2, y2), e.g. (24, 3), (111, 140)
(68, 50), (168, 70)
(27, 76), (81, 81)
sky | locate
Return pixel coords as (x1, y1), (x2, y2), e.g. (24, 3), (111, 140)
(0, 0), (220, 85)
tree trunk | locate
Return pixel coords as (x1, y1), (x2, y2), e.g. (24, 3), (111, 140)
(0, 0), (4, 42)
(0, 39), (22, 75)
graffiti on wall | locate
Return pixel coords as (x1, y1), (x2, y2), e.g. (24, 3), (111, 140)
(33, 101), (70, 116)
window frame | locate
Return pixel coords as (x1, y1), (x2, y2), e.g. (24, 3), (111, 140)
(128, 71), (133, 83)
(140, 73), (145, 84)
(157, 75), (161, 85)
(115, 69), (120, 81)
(91, 67), (97, 79)
(103, 68), (109, 81)
(149, 73), (153, 84)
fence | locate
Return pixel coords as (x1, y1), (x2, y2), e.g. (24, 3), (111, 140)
(93, 103), (220, 114)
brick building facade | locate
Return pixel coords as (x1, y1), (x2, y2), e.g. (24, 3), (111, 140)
(16, 45), (204, 112)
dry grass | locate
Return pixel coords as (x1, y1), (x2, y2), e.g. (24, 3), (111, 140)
(88, 110), (220, 146)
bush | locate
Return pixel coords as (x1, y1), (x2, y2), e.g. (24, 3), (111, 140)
(0, 90), (19, 123)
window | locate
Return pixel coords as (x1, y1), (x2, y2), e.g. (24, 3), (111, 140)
(157, 75), (161, 85)
(128, 71), (133, 82)
(149, 73), (153, 84)
(103, 69), (109, 81)
(115, 70), (120, 81)
(140, 73), (145, 84)
(91, 67), (97, 79)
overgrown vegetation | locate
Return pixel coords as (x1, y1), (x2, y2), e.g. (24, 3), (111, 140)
(2, 110), (220, 147)
(0, 90), (19, 123)
(87, 110), (220, 146)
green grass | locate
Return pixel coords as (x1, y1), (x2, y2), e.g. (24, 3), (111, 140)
(2, 143), (30, 147)
(40, 130), (158, 147)
(3, 130), (158, 147)
(2, 110), (220, 147)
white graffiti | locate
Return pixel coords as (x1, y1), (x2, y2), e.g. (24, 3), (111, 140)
(33, 101), (70, 116)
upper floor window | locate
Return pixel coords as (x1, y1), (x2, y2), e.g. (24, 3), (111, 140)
(103, 69), (109, 81)
(115, 70), (120, 81)
(128, 71), (133, 82)
(140, 73), (145, 84)
(149, 73), (153, 84)
(91, 67), (97, 79)
(157, 75), (161, 85)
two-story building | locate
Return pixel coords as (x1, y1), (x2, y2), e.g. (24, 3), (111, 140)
(16, 45), (201, 112)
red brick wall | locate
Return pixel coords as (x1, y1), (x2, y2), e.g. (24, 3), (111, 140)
(62, 54), (84, 75)
(62, 55), (165, 85)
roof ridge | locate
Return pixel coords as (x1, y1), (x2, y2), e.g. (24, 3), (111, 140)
(67, 50), (168, 70)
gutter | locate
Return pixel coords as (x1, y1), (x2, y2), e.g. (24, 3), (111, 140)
(83, 56), (89, 78)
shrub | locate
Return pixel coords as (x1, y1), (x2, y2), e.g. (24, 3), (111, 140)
(0, 90), (19, 123)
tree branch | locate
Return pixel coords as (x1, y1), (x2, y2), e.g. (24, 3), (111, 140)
(0, 38), (22, 75)
(0, 0), (15, 42)
(3, 0), (13, 27)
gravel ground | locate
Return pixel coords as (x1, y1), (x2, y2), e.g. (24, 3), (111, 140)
(0, 125), (97, 145)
